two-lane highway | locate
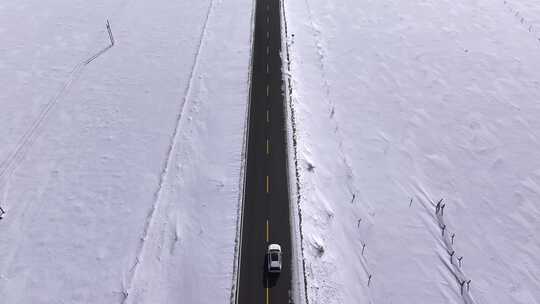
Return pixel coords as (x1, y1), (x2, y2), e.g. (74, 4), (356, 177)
(237, 0), (292, 303)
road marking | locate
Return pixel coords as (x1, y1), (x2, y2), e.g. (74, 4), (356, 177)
(267, 31), (269, 39)
(266, 175), (269, 193)
(267, 46), (270, 55)
(266, 63), (269, 74)
(266, 285), (269, 304)
(266, 110), (269, 122)
(266, 84), (269, 97)
(267, 16), (269, 24)
(266, 139), (270, 155)
(266, 220), (269, 242)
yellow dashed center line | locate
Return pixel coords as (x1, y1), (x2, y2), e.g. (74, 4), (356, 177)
(266, 285), (269, 304)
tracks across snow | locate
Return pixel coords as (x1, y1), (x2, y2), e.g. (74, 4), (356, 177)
(121, 0), (216, 301)
(0, 24), (114, 190)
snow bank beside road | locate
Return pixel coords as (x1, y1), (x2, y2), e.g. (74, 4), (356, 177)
(124, 0), (253, 302)
(284, 0), (540, 303)
(0, 0), (251, 303)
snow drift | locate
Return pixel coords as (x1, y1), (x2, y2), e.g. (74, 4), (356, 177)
(0, 0), (252, 303)
(283, 0), (540, 303)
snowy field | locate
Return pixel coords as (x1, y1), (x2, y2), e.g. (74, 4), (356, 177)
(284, 0), (540, 303)
(0, 0), (252, 303)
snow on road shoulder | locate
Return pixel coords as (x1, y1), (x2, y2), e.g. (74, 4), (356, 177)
(0, 0), (251, 303)
(284, 0), (540, 303)
(125, 0), (253, 302)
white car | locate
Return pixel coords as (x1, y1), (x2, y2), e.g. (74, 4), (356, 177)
(267, 243), (282, 274)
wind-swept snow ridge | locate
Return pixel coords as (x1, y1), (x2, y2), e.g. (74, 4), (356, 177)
(121, 0), (215, 301)
(284, 0), (540, 302)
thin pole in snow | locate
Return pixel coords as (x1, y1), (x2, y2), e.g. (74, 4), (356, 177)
(441, 224), (446, 236)
(435, 198), (443, 214)
(106, 20), (115, 46)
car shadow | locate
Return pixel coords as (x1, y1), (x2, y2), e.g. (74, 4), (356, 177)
(261, 252), (279, 288)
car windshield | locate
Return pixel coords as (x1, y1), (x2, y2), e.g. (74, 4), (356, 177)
(270, 252), (279, 261)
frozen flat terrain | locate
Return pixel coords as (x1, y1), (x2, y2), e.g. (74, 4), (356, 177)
(283, 0), (540, 303)
(0, 0), (252, 303)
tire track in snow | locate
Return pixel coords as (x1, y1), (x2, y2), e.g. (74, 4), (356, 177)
(0, 0), (135, 191)
(121, 0), (215, 301)
(0, 25), (114, 189)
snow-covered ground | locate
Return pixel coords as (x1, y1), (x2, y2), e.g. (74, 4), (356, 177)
(0, 0), (252, 303)
(283, 0), (540, 303)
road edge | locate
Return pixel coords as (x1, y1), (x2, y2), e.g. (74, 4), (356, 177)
(280, 0), (310, 303)
(230, 0), (257, 302)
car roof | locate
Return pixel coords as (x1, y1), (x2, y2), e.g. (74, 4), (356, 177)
(268, 244), (281, 251)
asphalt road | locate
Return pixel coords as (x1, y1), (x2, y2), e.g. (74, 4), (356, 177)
(237, 0), (292, 303)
